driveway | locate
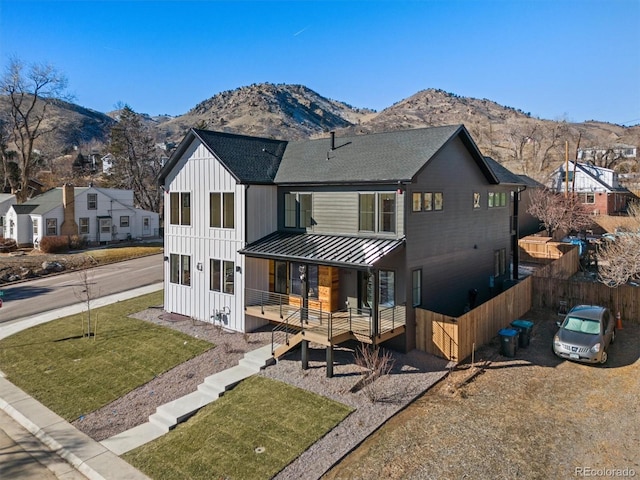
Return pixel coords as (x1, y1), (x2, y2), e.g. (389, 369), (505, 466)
(324, 309), (640, 479)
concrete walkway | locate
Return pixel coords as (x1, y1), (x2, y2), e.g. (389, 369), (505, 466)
(0, 282), (279, 479)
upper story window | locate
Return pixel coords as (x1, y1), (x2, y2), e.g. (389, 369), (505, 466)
(488, 192), (507, 208)
(87, 193), (97, 210)
(412, 192), (443, 213)
(284, 193), (312, 229)
(562, 171), (575, 183)
(210, 192), (235, 228)
(359, 192), (395, 233)
(170, 192), (191, 226)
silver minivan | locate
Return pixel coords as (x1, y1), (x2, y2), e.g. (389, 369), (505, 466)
(553, 305), (615, 364)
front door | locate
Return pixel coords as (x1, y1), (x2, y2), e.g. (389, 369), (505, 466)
(99, 217), (112, 243)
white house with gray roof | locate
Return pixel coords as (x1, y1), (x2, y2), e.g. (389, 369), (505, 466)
(159, 125), (525, 372)
(4, 185), (159, 246)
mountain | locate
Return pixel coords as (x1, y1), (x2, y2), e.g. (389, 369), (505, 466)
(156, 83), (376, 141)
(2, 83), (638, 182)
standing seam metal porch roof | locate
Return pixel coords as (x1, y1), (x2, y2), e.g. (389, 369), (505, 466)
(239, 232), (405, 268)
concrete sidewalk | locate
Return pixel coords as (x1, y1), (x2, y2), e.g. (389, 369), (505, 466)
(0, 283), (163, 480)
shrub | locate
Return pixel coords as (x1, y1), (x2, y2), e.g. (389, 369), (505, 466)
(69, 234), (87, 250)
(39, 235), (71, 253)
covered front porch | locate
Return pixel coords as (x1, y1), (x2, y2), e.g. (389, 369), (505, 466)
(240, 232), (407, 377)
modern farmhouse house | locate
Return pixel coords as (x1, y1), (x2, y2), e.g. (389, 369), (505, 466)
(159, 125), (522, 361)
(549, 160), (636, 215)
(4, 184), (159, 246)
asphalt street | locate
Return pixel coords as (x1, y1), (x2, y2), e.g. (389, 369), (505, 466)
(0, 254), (163, 324)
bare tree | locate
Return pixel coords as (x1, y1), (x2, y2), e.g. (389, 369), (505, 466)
(0, 58), (72, 202)
(527, 188), (593, 238)
(597, 201), (640, 287)
(74, 261), (99, 338)
(106, 105), (163, 213)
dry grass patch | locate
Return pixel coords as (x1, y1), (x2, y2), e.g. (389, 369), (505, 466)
(124, 375), (353, 480)
(0, 291), (213, 421)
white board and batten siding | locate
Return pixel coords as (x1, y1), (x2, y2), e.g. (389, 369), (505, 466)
(164, 140), (248, 332)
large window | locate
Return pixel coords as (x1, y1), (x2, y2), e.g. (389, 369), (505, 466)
(79, 217), (90, 234)
(288, 262), (318, 299)
(274, 260), (288, 294)
(87, 193), (97, 210)
(359, 193), (375, 231)
(46, 218), (57, 236)
(379, 270), (395, 306)
(412, 269), (422, 307)
(170, 192), (191, 225)
(284, 193), (312, 229)
(210, 192), (235, 228)
(494, 248), (507, 277)
(359, 192), (395, 233)
(379, 193), (396, 233)
(210, 259), (234, 294)
(170, 254), (191, 286)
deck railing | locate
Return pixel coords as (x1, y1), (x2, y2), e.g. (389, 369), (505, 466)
(246, 288), (406, 346)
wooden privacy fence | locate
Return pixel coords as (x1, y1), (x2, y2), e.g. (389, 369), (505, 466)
(416, 277), (533, 361)
(415, 245), (581, 362)
(533, 277), (640, 324)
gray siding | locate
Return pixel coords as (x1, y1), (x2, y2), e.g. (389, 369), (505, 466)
(405, 136), (512, 318)
(277, 185), (405, 238)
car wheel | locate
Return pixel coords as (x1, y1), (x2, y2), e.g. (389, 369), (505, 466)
(600, 350), (608, 364)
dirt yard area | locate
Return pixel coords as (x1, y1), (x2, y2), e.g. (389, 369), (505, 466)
(324, 309), (640, 480)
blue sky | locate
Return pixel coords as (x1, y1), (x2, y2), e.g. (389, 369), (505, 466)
(1, 0), (639, 125)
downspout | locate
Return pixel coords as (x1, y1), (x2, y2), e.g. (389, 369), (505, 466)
(512, 186), (526, 281)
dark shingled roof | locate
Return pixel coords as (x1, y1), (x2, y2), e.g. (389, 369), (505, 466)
(483, 156), (526, 185)
(159, 129), (288, 185)
(275, 125), (497, 184)
(239, 231), (405, 268)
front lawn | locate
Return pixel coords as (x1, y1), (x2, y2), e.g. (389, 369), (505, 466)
(124, 375), (353, 480)
(0, 291), (213, 421)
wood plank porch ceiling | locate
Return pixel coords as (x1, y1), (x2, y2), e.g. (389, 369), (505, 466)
(239, 232), (405, 269)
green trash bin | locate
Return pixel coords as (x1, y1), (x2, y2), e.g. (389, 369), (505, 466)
(510, 319), (534, 348)
(498, 328), (518, 357)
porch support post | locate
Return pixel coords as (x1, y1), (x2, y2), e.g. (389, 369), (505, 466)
(326, 344), (334, 378)
(372, 268), (379, 338)
(301, 340), (309, 370)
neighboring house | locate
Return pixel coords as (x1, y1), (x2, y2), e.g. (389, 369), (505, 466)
(577, 144), (637, 162)
(102, 153), (114, 175)
(549, 160), (637, 215)
(4, 184), (159, 246)
(0, 193), (17, 238)
(159, 125), (521, 364)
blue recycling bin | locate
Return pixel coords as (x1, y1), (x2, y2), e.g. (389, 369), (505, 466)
(498, 328), (519, 357)
(510, 319), (534, 348)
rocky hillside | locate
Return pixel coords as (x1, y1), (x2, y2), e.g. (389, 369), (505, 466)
(2, 83), (639, 182)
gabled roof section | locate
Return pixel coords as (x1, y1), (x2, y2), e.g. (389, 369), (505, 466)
(483, 156), (525, 185)
(15, 187), (90, 215)
(275, 125), (498, 185)
(239, 231), (405, 269)
(158, 128), (288, 185)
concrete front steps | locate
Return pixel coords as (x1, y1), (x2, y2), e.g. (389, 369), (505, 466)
(101, 344), (276, 455)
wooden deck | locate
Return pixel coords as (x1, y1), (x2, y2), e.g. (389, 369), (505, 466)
(245, 303), (406, 352)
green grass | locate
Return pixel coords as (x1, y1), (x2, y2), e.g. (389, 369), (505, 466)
(82, 245), (164, 264)
(0, 291), (213, 421)
(124, 375), (353, 480)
